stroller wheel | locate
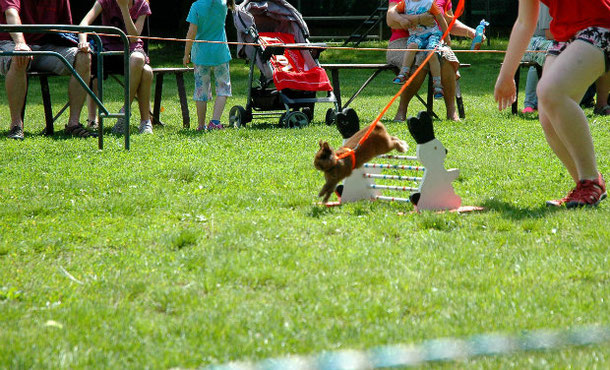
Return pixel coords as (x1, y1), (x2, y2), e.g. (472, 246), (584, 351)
(284, 111), (309, 128)
(302, 106), (314, 122)
(229, 105), (247, 128)
(325, 108), (336, 126)
(335, 108), (360, 139)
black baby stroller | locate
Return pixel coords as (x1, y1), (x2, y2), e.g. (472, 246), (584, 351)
(230, 0), (359, 129)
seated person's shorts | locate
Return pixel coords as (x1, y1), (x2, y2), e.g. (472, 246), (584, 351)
(0, 41), (79, 75)
(193, 62), (232, 102)
(548, 26), (610, 72)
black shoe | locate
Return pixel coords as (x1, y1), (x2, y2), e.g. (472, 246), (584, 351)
(7, 125), (24, 140)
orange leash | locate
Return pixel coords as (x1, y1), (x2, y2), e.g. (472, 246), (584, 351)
(336, 0), (465, 162)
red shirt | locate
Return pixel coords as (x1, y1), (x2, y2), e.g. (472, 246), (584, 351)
(0, 0), (73, 44)
(388, 0), (452, 42)
(541, 0), (610, 41)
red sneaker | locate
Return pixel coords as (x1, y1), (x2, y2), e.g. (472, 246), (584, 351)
(565, 173), (607, 208)
(546, 187), (578, 207)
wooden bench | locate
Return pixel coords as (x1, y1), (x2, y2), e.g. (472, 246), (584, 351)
(321, 63), (469, 120)
(150, 67), (192, 128)
(25, 71), (58, 135)
(27, 67), (194, 134)
(511, 61), (542, 115)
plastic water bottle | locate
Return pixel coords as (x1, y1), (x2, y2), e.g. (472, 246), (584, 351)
(471, 19), (489, 50)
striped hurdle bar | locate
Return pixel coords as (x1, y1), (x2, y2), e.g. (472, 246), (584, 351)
(340, 154), (424, 204)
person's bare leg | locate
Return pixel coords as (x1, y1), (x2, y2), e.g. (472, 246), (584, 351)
(211, 96), (227, 122)
(440, 60), (458, 121)
(128, 52), (146, 104)
(5, 58), (28, 128)
(401, 46), (418, 73)
(428, 56), (441, 79)
(137, 64), (153, 121)
(87, 79), (98, 123)
(537, 56), (579, 183)
(594, 70), (610, 111)
(67, 51), (91, 126)
(536, 40), (604, 181)
(394, 66), (426, 121)
(196, 101), (207, 130)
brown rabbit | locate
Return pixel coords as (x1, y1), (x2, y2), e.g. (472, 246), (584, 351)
(314, 123), (408, 202)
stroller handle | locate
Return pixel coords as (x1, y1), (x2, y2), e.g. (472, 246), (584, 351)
(261, 43), (328, 61)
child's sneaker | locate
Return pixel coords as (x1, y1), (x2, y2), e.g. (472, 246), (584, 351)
(433, 86), (444, 99)
(138, 120), (153, 134)
(393, 74), (408, 85)
(521, 106), (536, 114)
(207, 121), (224, 130)
(565, 173), (607, 208)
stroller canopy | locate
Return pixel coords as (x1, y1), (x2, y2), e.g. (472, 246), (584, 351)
(233, 0), (332, 92)
(234, 0), (310, 59)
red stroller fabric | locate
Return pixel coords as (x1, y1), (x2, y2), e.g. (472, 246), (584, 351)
(259, 32), (333, 92)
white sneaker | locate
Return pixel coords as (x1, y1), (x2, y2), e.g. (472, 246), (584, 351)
(139, 120), (153, 134)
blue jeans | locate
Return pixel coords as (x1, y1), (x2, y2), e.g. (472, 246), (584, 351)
(523, 66), (538, 109)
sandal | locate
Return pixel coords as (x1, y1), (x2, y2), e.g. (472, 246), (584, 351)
(86, 119), (99, 130)
(65, 123), (97, 138)
(593, 105), (610, 116)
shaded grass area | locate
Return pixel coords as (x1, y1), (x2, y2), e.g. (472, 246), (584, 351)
(0, 40), (609, 368)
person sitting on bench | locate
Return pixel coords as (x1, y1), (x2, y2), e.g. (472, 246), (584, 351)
(1, 0), (95, 140)
(79, 0), (153, 135)
(386, 0), (477, 122)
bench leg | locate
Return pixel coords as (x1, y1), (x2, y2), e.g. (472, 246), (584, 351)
(512, 65), (521, 115)
(40, 75), (54, 135)
(153, 73), (164, 126)
(176, 73), (190, 129)
(330, 69), (342, 110)
(456, 80), (465, 119)
(426, 72), (434, 116)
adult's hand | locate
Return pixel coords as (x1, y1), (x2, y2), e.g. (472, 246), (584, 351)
(494, 75), (516, 111)
(13, 42), (32, 68)
(418, 13), (435, 27)
(78, 42), (90, 53)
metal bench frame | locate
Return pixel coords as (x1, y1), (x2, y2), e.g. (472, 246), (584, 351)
(0, 24), (131, 149)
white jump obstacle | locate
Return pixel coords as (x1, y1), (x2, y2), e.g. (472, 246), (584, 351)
(339, 135), (462, 211)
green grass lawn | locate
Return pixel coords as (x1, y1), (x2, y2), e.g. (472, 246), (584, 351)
(1, 39), (609, 368)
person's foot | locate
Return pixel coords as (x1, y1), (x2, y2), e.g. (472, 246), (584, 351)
(593, 105), (610, 116)
(393, 110), (407, 122)
(433, 86), (444, 99)
(393, 74), (408, 85)
(65, 123), (97, 138)
(564, 173), (607, 208)
(207, 121), (224, 130)
(546, 187), (579, 207)
(86, 119), (99, 130)
(138, 120), (153, 134)
(522, 106), (537, 114)
(7, 125), (24, 140)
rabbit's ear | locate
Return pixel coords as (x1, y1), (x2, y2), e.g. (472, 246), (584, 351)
(319, 140), (325, 148)
(321, 141), (331, 151)
(408, 111), (435, 144)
